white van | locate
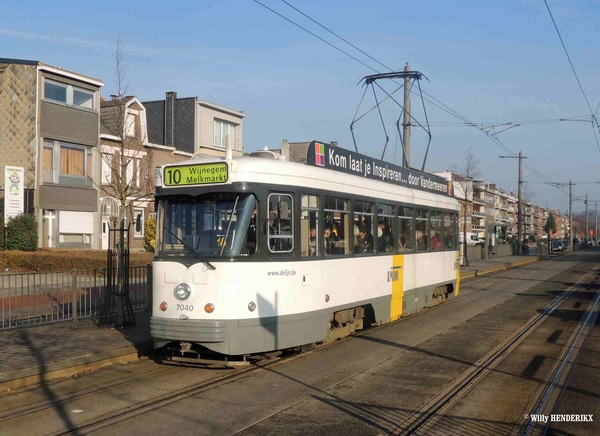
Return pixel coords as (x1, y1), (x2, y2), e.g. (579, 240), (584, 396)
(459, 232), (485, 246)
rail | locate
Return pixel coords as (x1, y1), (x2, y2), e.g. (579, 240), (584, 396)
(0, 265), (151, 329)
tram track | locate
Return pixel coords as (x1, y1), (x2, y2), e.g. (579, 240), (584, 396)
(0, 365), (185, 424)
(386, 263), (600, 436)
(51, 256), (584, 435)
(514, 268), (600, 436)
(0, 254), (582, 434)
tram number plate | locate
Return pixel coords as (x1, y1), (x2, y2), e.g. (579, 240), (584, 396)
(176, 304), (194, 311)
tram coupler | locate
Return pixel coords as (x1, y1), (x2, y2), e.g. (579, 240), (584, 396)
(179, 341), (192, 355)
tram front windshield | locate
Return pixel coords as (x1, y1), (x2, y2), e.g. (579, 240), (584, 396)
(158, 193), (256, 258)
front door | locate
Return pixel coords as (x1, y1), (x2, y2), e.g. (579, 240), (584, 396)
(42, 210), (56, 248)
(101, 216), (110, 250)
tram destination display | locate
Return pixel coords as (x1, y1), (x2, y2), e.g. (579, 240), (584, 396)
(306, 141), (453, 197)
(164, 162), (228, 186)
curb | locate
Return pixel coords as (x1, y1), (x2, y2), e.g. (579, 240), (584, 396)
(0, 340), (154, 392)
(461, 256), (544, 281)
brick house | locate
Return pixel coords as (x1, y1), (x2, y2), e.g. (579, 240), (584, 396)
(143, 91), (247, 158)
(0, 58), (104, 248)
(100, 93), (247, 250)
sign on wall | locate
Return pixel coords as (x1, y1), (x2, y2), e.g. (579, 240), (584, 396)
(4, 166), (24, 222)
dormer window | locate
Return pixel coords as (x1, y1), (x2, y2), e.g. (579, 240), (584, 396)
(44, 79), (94, 110)
(214, 118), (238, 149)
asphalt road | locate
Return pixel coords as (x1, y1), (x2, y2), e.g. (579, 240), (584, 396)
(1, 250), (598, 436)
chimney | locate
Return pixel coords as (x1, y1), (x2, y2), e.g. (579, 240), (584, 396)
(165, 91), (177, 147)
(331, 141), (338, 147)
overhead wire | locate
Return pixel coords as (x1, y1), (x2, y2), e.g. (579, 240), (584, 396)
(543, 0), (600, 154)
(256, 0), (570, 194)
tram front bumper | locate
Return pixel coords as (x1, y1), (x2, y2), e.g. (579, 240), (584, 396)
(150, 316), (227, 348)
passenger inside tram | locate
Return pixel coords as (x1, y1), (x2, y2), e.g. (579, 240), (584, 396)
(355, 224), (374, 254)
(324, 225), (340, 255)
(308, 226), (317, 256)
(377, 220), (394, 253)
(432, 231), (442, 250)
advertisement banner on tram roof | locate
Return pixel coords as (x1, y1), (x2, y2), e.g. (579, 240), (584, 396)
(305, 141), (453, 197)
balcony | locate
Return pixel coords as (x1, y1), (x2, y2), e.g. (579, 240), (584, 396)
(213, 134), (242, 151)
(508, 206), (516, 212)
(473, 211), (485, 217)
(473, 196), (486, 205)
(472, 225), (485, 231)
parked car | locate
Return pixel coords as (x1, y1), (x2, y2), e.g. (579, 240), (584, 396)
(459, 232), (485, 246)
(552, 240), (565, 252)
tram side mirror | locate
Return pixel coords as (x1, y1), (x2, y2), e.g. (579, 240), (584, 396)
(102, 223), (106, 233)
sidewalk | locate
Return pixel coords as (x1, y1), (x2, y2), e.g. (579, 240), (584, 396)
(0, 310), (153, 392)
(460, 254), (544, 280)
(0, 254), (546, 392)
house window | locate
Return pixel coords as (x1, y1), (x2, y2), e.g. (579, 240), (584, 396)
(134, 209), (144, 237)
(44, 79), (95, 110)
(43, 139), (93, 187)
(61, 146), (85, 176)
(126, 157), (142, 188)
(73, 88), (94, 109)
(126, 113), (136, 137)
(101, 154), (112, 185)
(43, 145), (55, 183)
(213, 119), (237, 148)
(44, 81), (67, 104)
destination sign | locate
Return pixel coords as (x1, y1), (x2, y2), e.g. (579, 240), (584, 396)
(306, 141), (453, 197)
(164, 162), (228, 186)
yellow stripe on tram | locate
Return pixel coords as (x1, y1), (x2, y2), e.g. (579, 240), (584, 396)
(390, 254), (405, 321)
(455, 250), (461, 296)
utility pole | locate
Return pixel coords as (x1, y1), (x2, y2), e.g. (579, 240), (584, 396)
(569, 181), (573, 252)
(402, 63), (411, 168)
(499, 151), (527, 254)
(585, 194), (589, 242)
(595, 202), (598, 246)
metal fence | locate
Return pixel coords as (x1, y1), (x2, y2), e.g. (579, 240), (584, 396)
(0, 265), (151, 329)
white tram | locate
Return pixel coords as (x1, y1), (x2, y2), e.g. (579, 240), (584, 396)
(151, 141), (460, 356)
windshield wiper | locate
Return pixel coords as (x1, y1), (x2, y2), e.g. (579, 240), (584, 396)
(162, 225), (216, 271)
(220, 196), (239, 256)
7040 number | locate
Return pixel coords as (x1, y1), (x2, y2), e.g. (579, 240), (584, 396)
(176, 304), (193, 311)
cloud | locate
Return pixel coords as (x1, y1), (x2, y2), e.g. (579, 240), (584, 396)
(0, 29), (111, 49)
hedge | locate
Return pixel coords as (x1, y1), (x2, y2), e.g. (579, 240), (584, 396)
(6, 213), (37, 251)
(0, 250), (154, 273)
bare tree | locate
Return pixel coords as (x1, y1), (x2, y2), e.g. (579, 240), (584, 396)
(451, 148), (481, 267)
(96, 35), (153, 235)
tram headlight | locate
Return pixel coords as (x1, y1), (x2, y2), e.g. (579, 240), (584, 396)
(174, 283), (192, 301)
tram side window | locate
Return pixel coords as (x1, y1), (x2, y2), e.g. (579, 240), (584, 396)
(268, 193), (293, 253)
(443, 213), (456, 250)
(354, 200), (374, 254)
(324, 197), (351, 256)
(398, 207), (414, 252)
(431, 211), (442, 251)
(416, 209), (429, 251)
(377, 203), (395, 253)
(301, 194), (319, 257)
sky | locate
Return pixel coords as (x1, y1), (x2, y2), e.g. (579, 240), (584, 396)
(2, 0), (600, 213)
